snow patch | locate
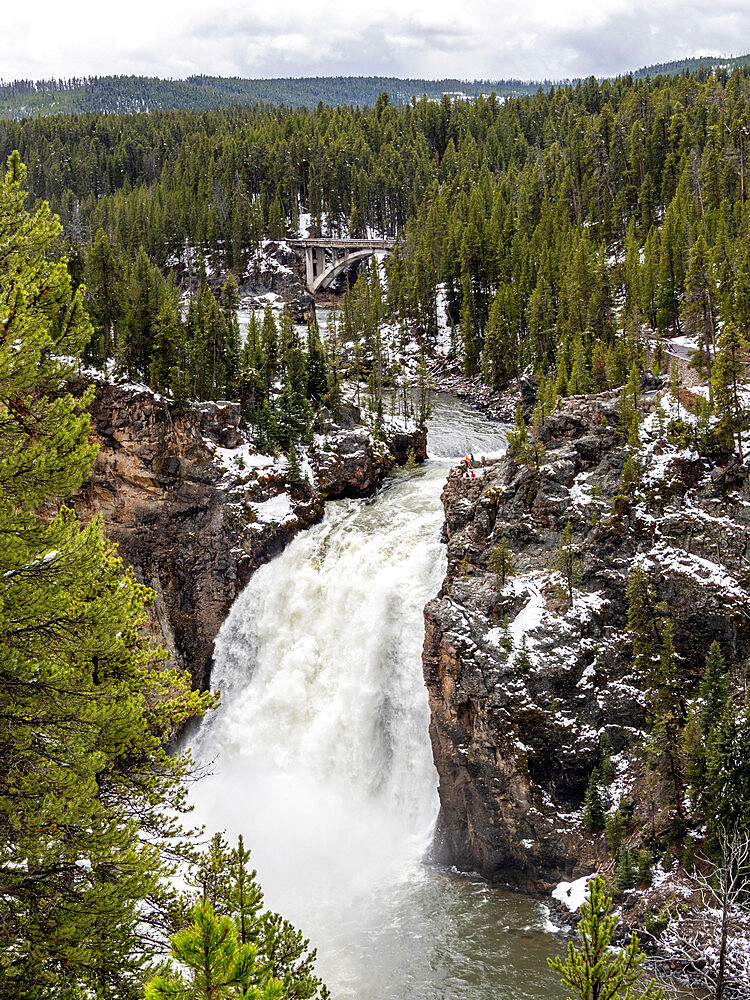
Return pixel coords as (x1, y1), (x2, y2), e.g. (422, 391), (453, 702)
(251, 493), (294, 524)
(552, 874), (595, 912)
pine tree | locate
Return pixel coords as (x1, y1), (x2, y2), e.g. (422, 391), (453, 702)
(699, 640), (731, 736)
(0, 151), (212, 997)
(682, 233), (717, 368)
(487, 538), (515, 590)
(277, 343), (312, 450)
(555, 520), (581, 603)
(614, 845), (638, 892)
(706, 705), (750, 836)
(150, 286), (182, 393)
(620, 453), (641, 497)
(305, 317), (329, 405)
(548, 876), (663, 1000)
(515, 637), (533, 672)
(583, 769), (605, 832)
(618, 364), (641, 443)
(221, 274), (242, 399)
(416, 348), (433, 428)
(176, 835), (329, 1000)
(599, 732), (615, 786)
(506, 404), (529, 459)
(711, 321), (748, 459)
(146, 901), (284, 1000)
(286, 443), (304, 487)
(625, 566), (664, 674)
(605, 807), (627, 857)
(683, 704), (708, 814)
(646, 621), (686, 827)
(84, 226), (128, 364)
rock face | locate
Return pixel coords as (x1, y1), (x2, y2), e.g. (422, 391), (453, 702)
(423, 389), (750, 891)
(239, 241), (314, 321)
(73, 382), (425, 692)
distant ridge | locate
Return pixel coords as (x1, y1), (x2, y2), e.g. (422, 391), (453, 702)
(628, 51), (750, 79)
(2, 53), (750, 121)
(0, 74), (543, 120)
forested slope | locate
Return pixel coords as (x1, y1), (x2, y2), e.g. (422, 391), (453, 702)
(0, 74), (535, 119)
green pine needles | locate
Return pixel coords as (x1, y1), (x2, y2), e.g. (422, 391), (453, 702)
(548, 876), (663, 1000)
(0, 152), (214, 997)
(146, 901), (284, 1000)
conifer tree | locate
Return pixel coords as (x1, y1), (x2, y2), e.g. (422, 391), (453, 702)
(614, 845), (638, 892)
(85, 226), (128, 363)
(605, 807), (627, 857)
(599, 732), (615, 786)
(620, 453), (641, 497)
(711, 321), (748, 459)
(150, 286), (182, 393)
(506, 404), (529, 459)
(625, 567), (665, 674)
(682, 233), (717, 365)
(286, 444), (304, 487)
(646, 621), (686, 827)
(305, 317), (329, 404)
(706, 706), (750, 835)
(146, 901), (284, 1000)
(221, 274), (242, 398)
(618, 364), (641, 443)
(176, 835), (329, 1000)
(699, 641), (731, 736)
(583, 769), (605, 832)
(548, 876), (663, 1000)
(487, 538), (515, 590)
(0, 151), (212, 998)
(555, 520), (581, 603)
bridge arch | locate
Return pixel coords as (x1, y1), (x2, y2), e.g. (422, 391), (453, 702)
(288, 239), (395, 293)
(312, 248), (383, 292)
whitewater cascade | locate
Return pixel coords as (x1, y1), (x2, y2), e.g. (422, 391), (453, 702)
(189, 396), (558, 1000)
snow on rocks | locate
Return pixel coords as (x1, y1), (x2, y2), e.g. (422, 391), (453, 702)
(552, 874), (595, 912)
(634, 542), (746, 604)
(250, 493), (294, 525)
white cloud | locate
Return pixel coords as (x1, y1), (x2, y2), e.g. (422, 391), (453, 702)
(2, 0), (749, 83)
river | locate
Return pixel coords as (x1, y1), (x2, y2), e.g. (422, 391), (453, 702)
(188, 392), (563, 999)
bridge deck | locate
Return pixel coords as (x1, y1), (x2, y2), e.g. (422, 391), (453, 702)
(287, 238), (395, 250)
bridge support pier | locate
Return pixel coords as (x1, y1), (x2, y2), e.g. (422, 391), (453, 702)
(305, 246), (327, 288)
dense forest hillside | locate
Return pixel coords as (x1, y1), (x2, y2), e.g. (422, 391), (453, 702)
(3, 55), (750, 121)
(5, 64), (750, 406)
(631, 51), (750, 79)
(0, 74), (538, 119)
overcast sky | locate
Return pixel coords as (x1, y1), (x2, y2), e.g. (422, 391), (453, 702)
(3, 0), (749, 83)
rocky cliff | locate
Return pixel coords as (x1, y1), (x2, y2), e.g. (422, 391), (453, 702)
(73, 381), (425, 691)
(423, 387), (750, 892)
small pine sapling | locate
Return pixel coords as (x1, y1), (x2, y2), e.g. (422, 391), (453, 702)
(487, 537), (515, 590)
(548, 876), (663, 1000)
(555, 520), (581, 604)
(583, 768), (606, 833)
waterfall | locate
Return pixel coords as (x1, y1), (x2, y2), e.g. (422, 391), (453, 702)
(190, 458), (447, 919)
(188, 398), (558, 999)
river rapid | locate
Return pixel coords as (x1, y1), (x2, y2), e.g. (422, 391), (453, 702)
(188, 392), (563, 999)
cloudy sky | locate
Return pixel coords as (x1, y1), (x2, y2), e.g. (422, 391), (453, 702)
(3, 0), (749, 82)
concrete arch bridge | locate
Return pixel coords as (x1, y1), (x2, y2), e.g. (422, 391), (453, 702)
(288, 238), (395, 293)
